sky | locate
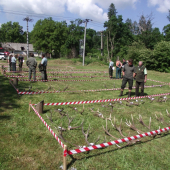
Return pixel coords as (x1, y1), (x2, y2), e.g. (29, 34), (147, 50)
(0, 0), (170, 32)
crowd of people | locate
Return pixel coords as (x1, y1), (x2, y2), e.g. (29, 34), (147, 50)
(6, 53), (146, 97)
(109, 58), (147, 97)
(7, 53), (48, 81)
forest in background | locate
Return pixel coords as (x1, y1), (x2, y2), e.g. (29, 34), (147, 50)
(1, 3), (170, 72)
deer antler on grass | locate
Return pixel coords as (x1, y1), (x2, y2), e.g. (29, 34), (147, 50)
(67, 115), (84, 130)
(137, 115), (151, 130)
(125, 115), (144, 134)
(102, 119), (121, 148)
(90, 108), (104, 119)
(81, 124), (100, 146)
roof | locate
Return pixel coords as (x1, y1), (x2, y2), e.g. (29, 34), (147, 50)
(1, 42), (34, 51)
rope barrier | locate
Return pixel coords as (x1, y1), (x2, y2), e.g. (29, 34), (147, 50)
(30, 92), (170, 106)
(30, 104), (65, 149)
(66, 127), (170, 155)
(17, 85), (163, 95)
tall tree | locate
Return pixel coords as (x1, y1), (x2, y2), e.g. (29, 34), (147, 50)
(0, 21), (25, 43)
(31, 17), (68, 57)
(104, 14), (133, 59)
(107, 3), (117, 19)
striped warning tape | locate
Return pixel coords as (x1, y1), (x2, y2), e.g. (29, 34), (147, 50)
(66, 126), (170, 156)
(5, 70), (107, 74)
(17, 85), (163, 95)
(30, 92), (170, 106)
(5, 75), (108, 78)
(148, 79), (169, 85)
(30, 104), (64, 149)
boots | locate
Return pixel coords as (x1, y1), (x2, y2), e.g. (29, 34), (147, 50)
(128, 92), (131, 98)
(119, 91), (123, 97)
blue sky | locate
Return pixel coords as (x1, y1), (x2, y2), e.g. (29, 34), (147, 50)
(0, 0), (169, 32)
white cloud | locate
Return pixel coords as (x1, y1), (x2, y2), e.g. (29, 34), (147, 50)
(0, 0), (138, 22)
(148, 0), (170, 13)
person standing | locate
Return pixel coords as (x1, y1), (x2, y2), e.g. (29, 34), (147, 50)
(8, 55), (12, 71)
(116, 60), (122, 79)
(11, 55), (16, 72)
(109, 59), (114, 79)
(122, 59), (127, 78)
(134, 61), (147, 96)
(26, 53), (37, 80)
(18, 54), (24, 71)
(119, 59), (135, 97)
(41, 54), (48, 80)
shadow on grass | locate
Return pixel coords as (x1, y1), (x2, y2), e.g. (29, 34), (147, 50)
(0, 75), (20, 113)
(0, 115), (11, 120)
(67, 133), (170, 169)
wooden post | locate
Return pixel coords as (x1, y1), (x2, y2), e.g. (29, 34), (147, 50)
(35, 100), (44, 114)
(13, 78), (18, 86)
(63, 145), (67, 170)
(28, 100), (31, 112)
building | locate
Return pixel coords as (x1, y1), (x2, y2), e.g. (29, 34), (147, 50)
(1, 42), (39, 56)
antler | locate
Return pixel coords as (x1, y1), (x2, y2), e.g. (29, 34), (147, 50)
(125, 114), (144, 134)
(137, 114), (151, 130)
(102, 119), (121, 148)
(67, 115), (84, 130)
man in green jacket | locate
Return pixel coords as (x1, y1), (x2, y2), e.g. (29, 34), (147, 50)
(26, 53), (37, 80)
(119, 59), (135, 98)
(134, 61), (147, 96)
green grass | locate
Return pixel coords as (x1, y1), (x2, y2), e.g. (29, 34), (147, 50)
(1, 59), (170, 170)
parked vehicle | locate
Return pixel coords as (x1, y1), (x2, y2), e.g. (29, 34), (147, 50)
(0, 52), (6, 60)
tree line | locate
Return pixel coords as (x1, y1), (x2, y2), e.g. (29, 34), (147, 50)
(1, 3), (170, 72)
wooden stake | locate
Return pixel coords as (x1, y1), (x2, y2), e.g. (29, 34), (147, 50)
(28, 100), (31, 112)
(13, 78), (18, 86)
(63, 145), (67, 170)
(35, 100), (44, 114)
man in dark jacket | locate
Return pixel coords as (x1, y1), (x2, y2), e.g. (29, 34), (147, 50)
(26, 53), (37, 80)
(134, 61), (147, 96)
(18, 54), (24, 71)
(119, 59), (135, 98)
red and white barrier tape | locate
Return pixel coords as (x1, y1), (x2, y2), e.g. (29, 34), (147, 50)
(17, 85), (163, 95)
(16, 78), (116, 82)
(148, 79), (169, 85)
(30, 92), (170, 106)
(5, 75), (108, 78)
(30, 104), (65, 149)
(5, 70), (106, 74)
(66, 126), (170, 156)
(9, 79), (19, 93)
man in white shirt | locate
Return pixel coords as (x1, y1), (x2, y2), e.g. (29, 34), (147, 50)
(11, 55), (17, 72)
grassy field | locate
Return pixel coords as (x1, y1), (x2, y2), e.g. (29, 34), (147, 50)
(1, 59), (170, 170)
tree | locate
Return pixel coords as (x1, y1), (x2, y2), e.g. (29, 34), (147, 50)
(167, 9), (170, 22)
(31, 17), (68, 57)
(0, 21), (25, 43)
(137, 27), (163, 49)
(107, 3), (117, 19)
(163, 24), (170, 41)
(104, 14), (133, 59)
(62, 19), (84, 58)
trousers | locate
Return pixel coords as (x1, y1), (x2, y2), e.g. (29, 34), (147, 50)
(121, 77), (133, 90)
(41, 66), (47, 80)
(19, 62), (23, 71)
(109, 67), (113, 77)
(11, 62), (16, 72)
(116, 67), (121, 79)
(29, 67), (36, 80)
(136, 81), (144, 96)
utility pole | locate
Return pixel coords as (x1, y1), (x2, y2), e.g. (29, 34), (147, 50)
(100, 31), (103, 56)
(23, 16), (33, 59)
(81, 19), (92, 66)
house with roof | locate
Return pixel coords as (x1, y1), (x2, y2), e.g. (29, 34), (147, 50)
(1, 42), (39, 56)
